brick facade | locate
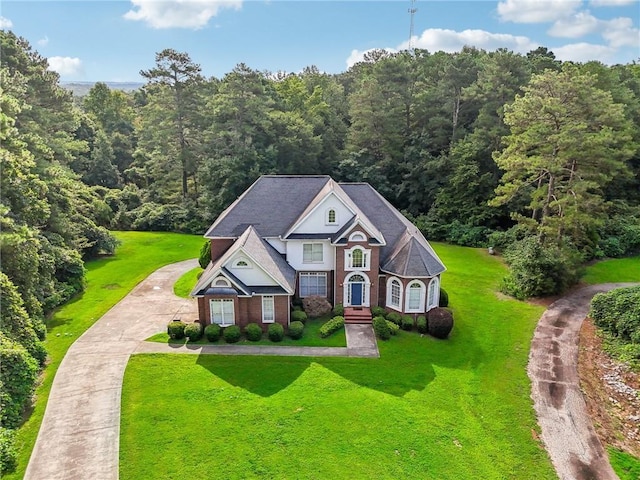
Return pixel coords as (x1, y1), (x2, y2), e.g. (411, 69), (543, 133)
(199, 294), (290, 330)
(210, 238), (235, 262)
(334, 232), (381, 308)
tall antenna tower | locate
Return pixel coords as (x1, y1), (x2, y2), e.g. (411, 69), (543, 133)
(408, 0), (417, 54)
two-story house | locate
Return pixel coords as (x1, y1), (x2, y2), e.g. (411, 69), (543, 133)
(191, 175), (446, 328)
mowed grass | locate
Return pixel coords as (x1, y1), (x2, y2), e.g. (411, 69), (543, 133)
(173, 266), (202, 298)
(582, 255), (640, 284)
(5, 231), (202, 480)
(120, 244), (557, 480)
(608, 447), (640, 480)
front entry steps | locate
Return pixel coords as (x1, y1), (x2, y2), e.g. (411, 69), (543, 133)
(344, 307), (372, 324)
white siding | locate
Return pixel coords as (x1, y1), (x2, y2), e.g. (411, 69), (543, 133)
(290, 194), (353, 235)
(225, 251), (278, 286)
(286, 240), (335, 271)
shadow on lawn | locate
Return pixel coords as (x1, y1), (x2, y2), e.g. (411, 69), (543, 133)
(195, 324), (484, 398)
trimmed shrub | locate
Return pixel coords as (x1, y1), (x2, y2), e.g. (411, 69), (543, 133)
(401, 315), (414, 331)
(416, 316), (427, 334)
(292, 305), (303, 312)
(244, 323), (262, 342)
(302, 296), (332, 318)
(371, 306), (387, 318)
(332, 303), (345, 316)
(0, 334), (39, 429)
(387, 312), (402, 326)
(386, 320), (400, 336)
(0, 427), (18, 475)
(319, 316), (345, 338)
(198, 241), (211, 269)
(590, 286), (640, 343)
(204, 324), (221, 342)
(167, 320), (186, 340)
(288, 321), (305, 339)
(223, 325), (242, 343)
(184, 322), (203, 342)
(268, 323), (285, 342)
(291, 310), (308, 324)
(427, 308), (454, 339)
(373, 316), (391, 340)
(439, 287), (449, 308)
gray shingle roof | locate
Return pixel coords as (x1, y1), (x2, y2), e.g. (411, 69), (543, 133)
(340, 183), (446, 277)
(205, 175), (331, 238)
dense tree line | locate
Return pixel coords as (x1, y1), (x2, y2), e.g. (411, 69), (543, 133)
(1, 31), (639, 471)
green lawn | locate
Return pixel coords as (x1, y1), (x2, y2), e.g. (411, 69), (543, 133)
(120, 244), (557, 479)
(5, 231), (203, 480)
(608, 447), (640, 480)
(173, 266), (202, 298)
(582, 255), (640, 284)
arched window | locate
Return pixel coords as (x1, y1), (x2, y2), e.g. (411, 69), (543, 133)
(352, 248), (364, 268)
(405, 281), (426, 313)
(326, 208), (337, 225)
(213, 277), (230, 287)
(427, 277), (440, 311)
(344, 272), (369, 307)
(386, 277), (403, 310)
(233, 257), (250, 268)
(349, 231), (366, 242)
(345, 246), (370, 270)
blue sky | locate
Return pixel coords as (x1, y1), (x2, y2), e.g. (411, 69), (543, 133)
(1, 0), (638, 82)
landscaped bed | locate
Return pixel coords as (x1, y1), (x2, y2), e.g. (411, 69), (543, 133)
(120, 243), (557, 479)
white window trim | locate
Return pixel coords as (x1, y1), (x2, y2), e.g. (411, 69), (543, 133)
(262, 295), (275, 323)
(405, 280), (426, 313)
(233, 257), (251, 269)
(302, 243), (324, 264)
(299, 272), (328, 297)
(386, 277), (403, 312)
(343, 272), (371, 307)
(212, 277), (231, 287)
(344, 246), (371, 271)
(210, 298), (235, 326)
(348, 231), (366, 242)
(326, 208), (338, 225)
(427, 277), (440, 312)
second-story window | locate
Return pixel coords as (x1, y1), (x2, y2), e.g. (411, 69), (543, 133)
(327, 209), (337, 225)
(303, 243), (323, 263)
(346, 246), (370, 270)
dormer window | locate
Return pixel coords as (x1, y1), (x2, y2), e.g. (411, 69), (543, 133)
(345, 246), (370, 271)
(326, 208), (337, 225)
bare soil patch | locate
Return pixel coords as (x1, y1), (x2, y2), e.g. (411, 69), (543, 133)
(578, 318), (640, 457)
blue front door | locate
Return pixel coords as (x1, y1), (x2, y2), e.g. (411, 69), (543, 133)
(351, 283), (363, 306)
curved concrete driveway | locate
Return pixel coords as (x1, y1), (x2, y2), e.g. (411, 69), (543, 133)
(25, 259), (199, 480)
(528, 283), (638, 480)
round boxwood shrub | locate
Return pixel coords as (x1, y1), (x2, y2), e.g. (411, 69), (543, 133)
(371, 306), (387, 318)
(167, 320), (186, 340)
(184, 321), (203, 342)
(387, 312), (402, 326)
(427, 308), (454, 339)
(401, 315), (414, 331)
(204, 324), (221, 342)
(373, 316), (391, 340)
(223, 325), (242, 343)
(332, 303), (344, 316)
(244, 323), (262, 342)
(439, 287), (449, 308)
(291, 310), (308, 324)
(386, 320), (400, 336)
(288, 321), (305, 339)
(268, 323), (285, 342)
(416, 315), (427, 334)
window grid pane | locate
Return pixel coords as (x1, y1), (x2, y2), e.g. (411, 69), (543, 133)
(303, 244), (323, 263)
(408, 284), (421, 310)
(263, 296), (275, 322)
(391, 281), (401, 307)
(300, 273), (327, 297)
(211, 299), (234, 326)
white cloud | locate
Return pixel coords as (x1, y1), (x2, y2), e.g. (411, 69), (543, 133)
(590, 0), (637, 6)
(602, 16), (640, 47)
(497, 0), (582, 23)
(47, 56), (83, 77)
(346, 28), (539, 68)
(553, 42), (616, 62)
(547, 11), (600, 37)
(0, 16), (13, 29)
(38, 36), (49, 47)
(124, 0), (242, 29)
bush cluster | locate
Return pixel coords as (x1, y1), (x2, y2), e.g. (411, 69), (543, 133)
(268, 323), (285, 342)
(427, 308), (454, 339)
(184, 322), (203, 342)
(223, 325), (242, 343)
(167, 320), (186, 340)
(332, 303), (344, 316)
(401, 315), (414, 331)
(204, 324), (221, 342)
(244, 323), (262, 342)
(373, 316), (391, 340)
(371, 306), (386, 318)
(319, 316), (345, 338)
(287, 321), (305, 339)
(386, 320), (400, 336)
(416, 316), (427, 334)
(0, 427), (17, 475)
(590, 286), (640, 343)
(291, 310), (308, 324)
(386, 312), (402, 326)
